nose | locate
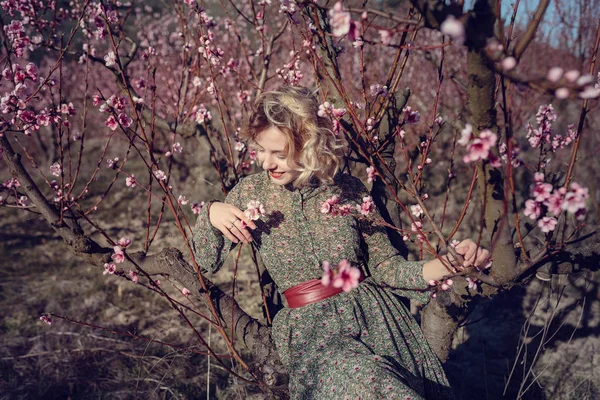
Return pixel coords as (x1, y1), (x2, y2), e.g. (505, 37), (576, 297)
(262, 154), (276, 170)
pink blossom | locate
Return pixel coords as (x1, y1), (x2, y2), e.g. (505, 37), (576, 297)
(50, 162), (61, 177)
(40, 315), (53, 326)
(104, 51), (117, 67)
(320, 195), (339, 214)
(60, 102), (76, 116)
(117, 113), (132, 128)
(370, 84), (389, 97)
(105, 115), (118, 130)
(3, 178), (21, 189)
(25, 62), (38, 81)
(402, 106), (421, 124)
(328, 2), (351, 37)
(411, 221), (422, 232)
(532, 182), (553, 202)
(440, 279), (453, 291)
(366, 166), (376, 183)
(331, 260), (361, 292)
(555, 88), (569, 99)
(128, 270), (139, 284)
(111, 246), (125, 263)
(561, 192), (584, 213)
(538, 217), (558, 233)
(564, 69), (580, 82)
(523, 200), (541, 220)
(547, 67), (564, 82)
(182, 288), (191, 297)
(249, 149), (257, 163)
(92, 93), (103, 106)
(154, 170), (167, 182)
(244, 200), (266, 221)
(379, 30), (392, 46)
(544, 192), (564, 215)
(561, 183), (588, 214)
(337, 204), (353, 216)
(466, 277), (478, 290)
(440, 15), (465, 44)
(18, 196), (29, 206)
(358, 196), (375, 216)
(117, 237), (132, 248)
(501, 57), (517, 71)
(534, 172), (544, 182)
(126, 174), (136, 187)
(410, 204), (423, 217)
(191, 201), (205, 215)
(103, 263), (116, 275)
(463, 139), (490, 163)
(479, 129), (498, 149)
(321, 260), (333, 286)
(237, 90), (249, 104)
(172, 142), (182, 154)
(178, 195), (189, 205)
(194, 104), (212, 123)
(234, 141), (245, 151)
(578, 86), (600, 99)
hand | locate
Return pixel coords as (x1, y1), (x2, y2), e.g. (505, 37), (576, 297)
(447, 239), (491, 270)
(208, 202), (256, 244)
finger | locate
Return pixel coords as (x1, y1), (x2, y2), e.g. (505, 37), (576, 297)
(220, 226), (239, 243)
(475, 249), (490, 267)
(461, 243), (477, 267)
(233, 209), (257, 230)
(232, 221), (253, 242)
(229, 223), (251, 243)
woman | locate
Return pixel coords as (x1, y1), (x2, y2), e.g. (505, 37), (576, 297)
(190, 86), (489, 399)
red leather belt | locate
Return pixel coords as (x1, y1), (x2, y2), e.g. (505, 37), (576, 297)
(284, 276), (365, 308)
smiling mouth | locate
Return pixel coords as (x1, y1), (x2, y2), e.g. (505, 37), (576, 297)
(269, 171), (285, 179)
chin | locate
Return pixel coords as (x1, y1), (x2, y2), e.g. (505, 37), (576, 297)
(268, 170), (298, 185)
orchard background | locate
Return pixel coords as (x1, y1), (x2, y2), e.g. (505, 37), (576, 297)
(1, 0), (599, 399)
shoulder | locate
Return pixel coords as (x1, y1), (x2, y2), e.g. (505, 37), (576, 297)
(333, 173), (369, 202)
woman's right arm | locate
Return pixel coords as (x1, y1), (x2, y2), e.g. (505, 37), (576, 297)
(189, 180), (255, 274)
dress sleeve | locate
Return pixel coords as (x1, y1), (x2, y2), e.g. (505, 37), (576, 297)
(189, 179), (245, 274)
(349, 178), (431, 304)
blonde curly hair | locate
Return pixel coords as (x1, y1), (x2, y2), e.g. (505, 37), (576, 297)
(242, 86), (344, 188)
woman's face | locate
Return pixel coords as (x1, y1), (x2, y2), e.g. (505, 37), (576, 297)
(252, 126), (301, 186)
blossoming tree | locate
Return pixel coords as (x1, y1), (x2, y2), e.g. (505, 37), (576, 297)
(1, 0), (599, 397)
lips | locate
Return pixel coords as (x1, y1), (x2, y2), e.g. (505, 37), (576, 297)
(269, 171), (285, 179)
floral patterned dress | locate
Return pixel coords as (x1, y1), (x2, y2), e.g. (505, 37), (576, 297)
(191, 171), (454, 399)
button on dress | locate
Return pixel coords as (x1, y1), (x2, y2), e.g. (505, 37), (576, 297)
(191, 171), (454, 399)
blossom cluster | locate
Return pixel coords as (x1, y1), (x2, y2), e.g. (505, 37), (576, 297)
(3, 20), (31, 58)
(95, 93), (132, 131)
(321, 259), (361, 293)
(402, 106), (420, 125)
(545, 67), (600, 99)
(526, 104), (577, 151)
(403, 221), (425, 243)
(459, 125), (499, 164)
(275, 56), (304, 86)
(244, 200), (266, 221)
(198, 34), (224, 66)
(523, 174), (588, 233)
(320, 195), (375, 217)
(427, 278), (454, 298)
(328, 2), (361, 41)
